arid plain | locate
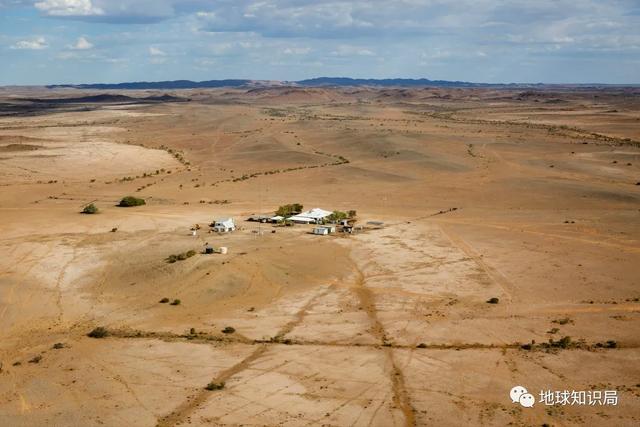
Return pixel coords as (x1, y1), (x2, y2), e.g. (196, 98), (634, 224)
(0, 86), (639, 426)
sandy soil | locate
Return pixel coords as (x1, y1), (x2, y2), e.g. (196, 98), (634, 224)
(0, 87), (638, 426)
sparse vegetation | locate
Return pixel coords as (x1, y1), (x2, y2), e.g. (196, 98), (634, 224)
(52, 343), (65, 349)
(166, 250), (197, 263)
(118, 196), (146, 207)
(88, 327), (109, 338)
(221, 326), (236, 334)
(552, 317), (573, 325)
(486, 297), (500, 304)
(28, 355), (42, 364)
(159, 297), (170, 303)
(170, 299), (181, 306)
(81, 203), (98, 214)
(205, 381), (225, 391)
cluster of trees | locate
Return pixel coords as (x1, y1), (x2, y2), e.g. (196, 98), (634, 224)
(326, 210), (357, 222)
(275, 203), (303, 217)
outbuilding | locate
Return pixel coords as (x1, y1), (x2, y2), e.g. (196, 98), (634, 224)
(313, 226), (330, 235)
(212, 218), (235, 232)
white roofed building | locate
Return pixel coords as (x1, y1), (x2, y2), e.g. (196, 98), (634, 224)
(288, 208), (332, 224)
(212, 218), (235, 232)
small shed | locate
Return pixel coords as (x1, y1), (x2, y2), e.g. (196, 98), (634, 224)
(313, 226), (330, 235)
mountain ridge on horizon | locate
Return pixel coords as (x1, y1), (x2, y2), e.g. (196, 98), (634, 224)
(41, 77), (635, 90)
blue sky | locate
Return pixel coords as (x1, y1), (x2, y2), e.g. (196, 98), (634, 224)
(1, 0), (639, 85)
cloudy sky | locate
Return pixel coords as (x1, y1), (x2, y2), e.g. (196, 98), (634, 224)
(1, 0), (639, 85)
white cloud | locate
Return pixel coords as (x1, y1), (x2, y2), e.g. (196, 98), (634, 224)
(283, 46), (311, 55)
(149, 46), (167, 56)
(70, 36), (93, 50)
(11, 36), (48, 50)
(331, 45), (375, 57)
(35, 0), (104, 16)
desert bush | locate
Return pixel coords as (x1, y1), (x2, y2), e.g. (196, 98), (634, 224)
(159, 297), (170, 303)
(52, 343), (65, 349)
(170, 299), (181, 306)
(166, 250), (196, 263)
(205, 381), (225, 391)
(550, 336), (572, 349)
(552, 317), (573, 325)
(596, 340), (617, 349)
(82, 203), (98, 214)
(221, 326), (235, 334)
(486, 297), (500, 304)
(88, 327), (109, 338)
(28, 355), (42, 364)
(118, 196), (146, 207)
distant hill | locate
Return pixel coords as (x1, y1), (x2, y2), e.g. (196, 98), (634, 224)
(34, 78), (640, 90)
(46, 77), (515, 90)
(20, 93), (187, 104)
(294, 77), (488, 87)
(47, 80), (251, 90)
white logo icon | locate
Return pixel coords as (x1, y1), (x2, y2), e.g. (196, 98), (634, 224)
(510, 386), (535, 408)
(519, 393), (535, 407)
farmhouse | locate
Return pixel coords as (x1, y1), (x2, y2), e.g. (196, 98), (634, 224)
(288, 208), (332, 224)
(212, 218), (236, 232)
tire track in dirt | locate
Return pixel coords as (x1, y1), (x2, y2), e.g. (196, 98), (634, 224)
(351, 263), (416, 427)
(156, 285), (333, 427)
(439, 224), (515, 303)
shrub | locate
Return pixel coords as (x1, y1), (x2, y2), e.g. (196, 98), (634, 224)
(170, 299), (181, 306)
(28, 355), (42, 364)
(552, 317), (572, 325)
(88, 327), (109, 338)
(486, 297), (499, 304)
(82, 203), (98, 214)
(118, 196), (146, 207)
(550, 336), (572, 349)
(221, 326), (235, 334)
(52, 343), (65, 349)
(166, 250), (196, 263)
(205, 381), (225, 391)
(190, 328), (196, 335)
(159, 297), (170, 303)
